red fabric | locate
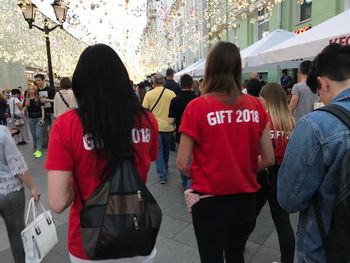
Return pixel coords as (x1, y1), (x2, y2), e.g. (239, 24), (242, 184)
(45, 110), (158, 259)
(268, 115), (290, 165)
(179, 94), (268, 196)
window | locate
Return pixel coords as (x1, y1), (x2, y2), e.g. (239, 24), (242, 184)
(297, 0), (312, 23)
(257, 8), (269, 40)
(231, 28), (238, 44)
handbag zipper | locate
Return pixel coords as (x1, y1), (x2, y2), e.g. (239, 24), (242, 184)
(32, 236), (41, 259)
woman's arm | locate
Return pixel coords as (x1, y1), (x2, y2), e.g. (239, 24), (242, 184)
(18, 171), (40, 201)
(41, 105), (45, 122)
(48, 170), (75, 214)
(176, 133), (193, 177)
(258, 125), (275, 171)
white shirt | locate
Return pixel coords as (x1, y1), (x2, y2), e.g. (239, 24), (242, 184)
(8, 97), (22, 117)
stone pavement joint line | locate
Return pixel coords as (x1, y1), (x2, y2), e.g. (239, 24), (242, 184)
(0, 143), (298, 263)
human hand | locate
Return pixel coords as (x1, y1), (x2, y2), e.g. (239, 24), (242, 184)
(40, 97), (46, 103)
(31, 187), (41, 202)
(25, 99), (30, 106)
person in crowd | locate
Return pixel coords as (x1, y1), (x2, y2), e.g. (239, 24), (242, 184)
(8, 89), (28, 145)
(246, 78), (264, 97)
(0, 92), (8, 125)
(288, 60), (319, 122)
(137, 81), (147, 104)
(23, 83), (45, 158)
(164, 68), (181, 95)
(0, 125), (40, 263)
(249, 72), (266, 87)
(246, 83), (296, 263)
(176, 42), (275, 263)
(34, 73), (55, 147)
(143, 73), (176, 184)
(278, 44), (350, 263)
(168, 74), (196, 190)
(280, 70), (294, 94)
(53, 77), (77, 118)
(45, 44), (158, 263)
(192, 80), (201, 97)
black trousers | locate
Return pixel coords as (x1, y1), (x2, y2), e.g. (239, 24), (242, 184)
(253, 165), (295, 263)
(192, 193), (256, 263)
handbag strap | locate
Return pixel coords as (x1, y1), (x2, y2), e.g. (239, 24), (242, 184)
(150, 88), (165, 112)
(59, 91), (70, 108)
(25, 198), (36, 225)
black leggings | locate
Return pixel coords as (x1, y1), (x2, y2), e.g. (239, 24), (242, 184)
(191, 193), (256, 263)
(253, 165), (295, 263)
(0, 188), (25, 263)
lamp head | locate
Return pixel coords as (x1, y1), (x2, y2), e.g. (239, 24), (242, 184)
(18, 2), (38, 27)
(52, 0), (69, 25)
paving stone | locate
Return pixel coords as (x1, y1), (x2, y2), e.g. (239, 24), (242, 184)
(249, 245), (281, 263)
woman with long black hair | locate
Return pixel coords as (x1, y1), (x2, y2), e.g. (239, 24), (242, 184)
(45, 44), (158, 263)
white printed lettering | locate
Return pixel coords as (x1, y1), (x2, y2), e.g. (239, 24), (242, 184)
(207, 110), (233, 126)
(132, 128), (151, 143)
(83, 134), (94, 150)
(236, 110), (259, 123)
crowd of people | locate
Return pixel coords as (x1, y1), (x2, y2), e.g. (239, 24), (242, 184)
(0, 42), (349, 263)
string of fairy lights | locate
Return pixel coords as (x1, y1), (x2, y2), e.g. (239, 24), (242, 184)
(138, 0), (304, 76)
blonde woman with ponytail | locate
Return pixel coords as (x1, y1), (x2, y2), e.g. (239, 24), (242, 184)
(255, 83), (296, 263)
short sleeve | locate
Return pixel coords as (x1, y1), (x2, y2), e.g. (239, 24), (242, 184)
(179, 100), (201, 142)
(291, 84), (299, 96)
(1, 127), (28, 176)
(142, 93), (150, 110)
(168, 98), (176, 118)
(45, 119), (74, 171)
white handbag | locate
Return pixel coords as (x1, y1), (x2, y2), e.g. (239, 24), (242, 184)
(21, 198), (58, 263)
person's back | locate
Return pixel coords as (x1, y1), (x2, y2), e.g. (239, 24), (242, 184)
(278, 44), (350, 263)
(164, 68), (181, 95)
(142, 77), (175, 132)
(168, 74), (196, 144)
(54, 77), (77, 118)
(46, 44), (159, 262)
(291, 81), (319, 121)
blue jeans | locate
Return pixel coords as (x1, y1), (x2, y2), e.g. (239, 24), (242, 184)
(180, 173), (191, 189)
(28, 118), (43, 151)
(156, 132), (173, 181)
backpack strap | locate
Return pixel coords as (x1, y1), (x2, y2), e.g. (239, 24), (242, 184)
(313, 103), (350, 247)
(316, 104), (350, 129)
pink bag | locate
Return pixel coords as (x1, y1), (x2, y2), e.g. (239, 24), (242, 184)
(184, 189), (213, 213)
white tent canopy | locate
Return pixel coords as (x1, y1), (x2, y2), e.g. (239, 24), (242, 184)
(174, 59), (205, 81)
(254, 9), (350, 67)
(190, 29), (295, 77)
(241, 29), (295, 67)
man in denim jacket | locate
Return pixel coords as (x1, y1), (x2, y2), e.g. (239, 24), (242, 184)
(278, 44), (350, 263)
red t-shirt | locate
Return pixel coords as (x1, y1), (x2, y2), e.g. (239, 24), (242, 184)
(268, 115), (291, 165)
(44, 110), (158, 259)
(179, 94), (268, 195)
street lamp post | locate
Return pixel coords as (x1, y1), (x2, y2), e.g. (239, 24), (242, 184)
(18, 1), (68, 88)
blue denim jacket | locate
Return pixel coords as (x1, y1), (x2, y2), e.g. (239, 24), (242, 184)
(278, 88), (350, 263)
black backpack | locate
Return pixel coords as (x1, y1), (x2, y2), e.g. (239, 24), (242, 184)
(313, 104), (350, 263)
(73, 157), (162, 260)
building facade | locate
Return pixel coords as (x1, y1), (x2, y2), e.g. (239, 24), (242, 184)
(141, 0), (350, 81)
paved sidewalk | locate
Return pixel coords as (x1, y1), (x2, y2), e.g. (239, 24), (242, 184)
(0, 142), (298, 263)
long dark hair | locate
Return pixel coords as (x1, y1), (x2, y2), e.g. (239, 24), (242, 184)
(203, 42), (242, 102)
(72, 44), (146, 166)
